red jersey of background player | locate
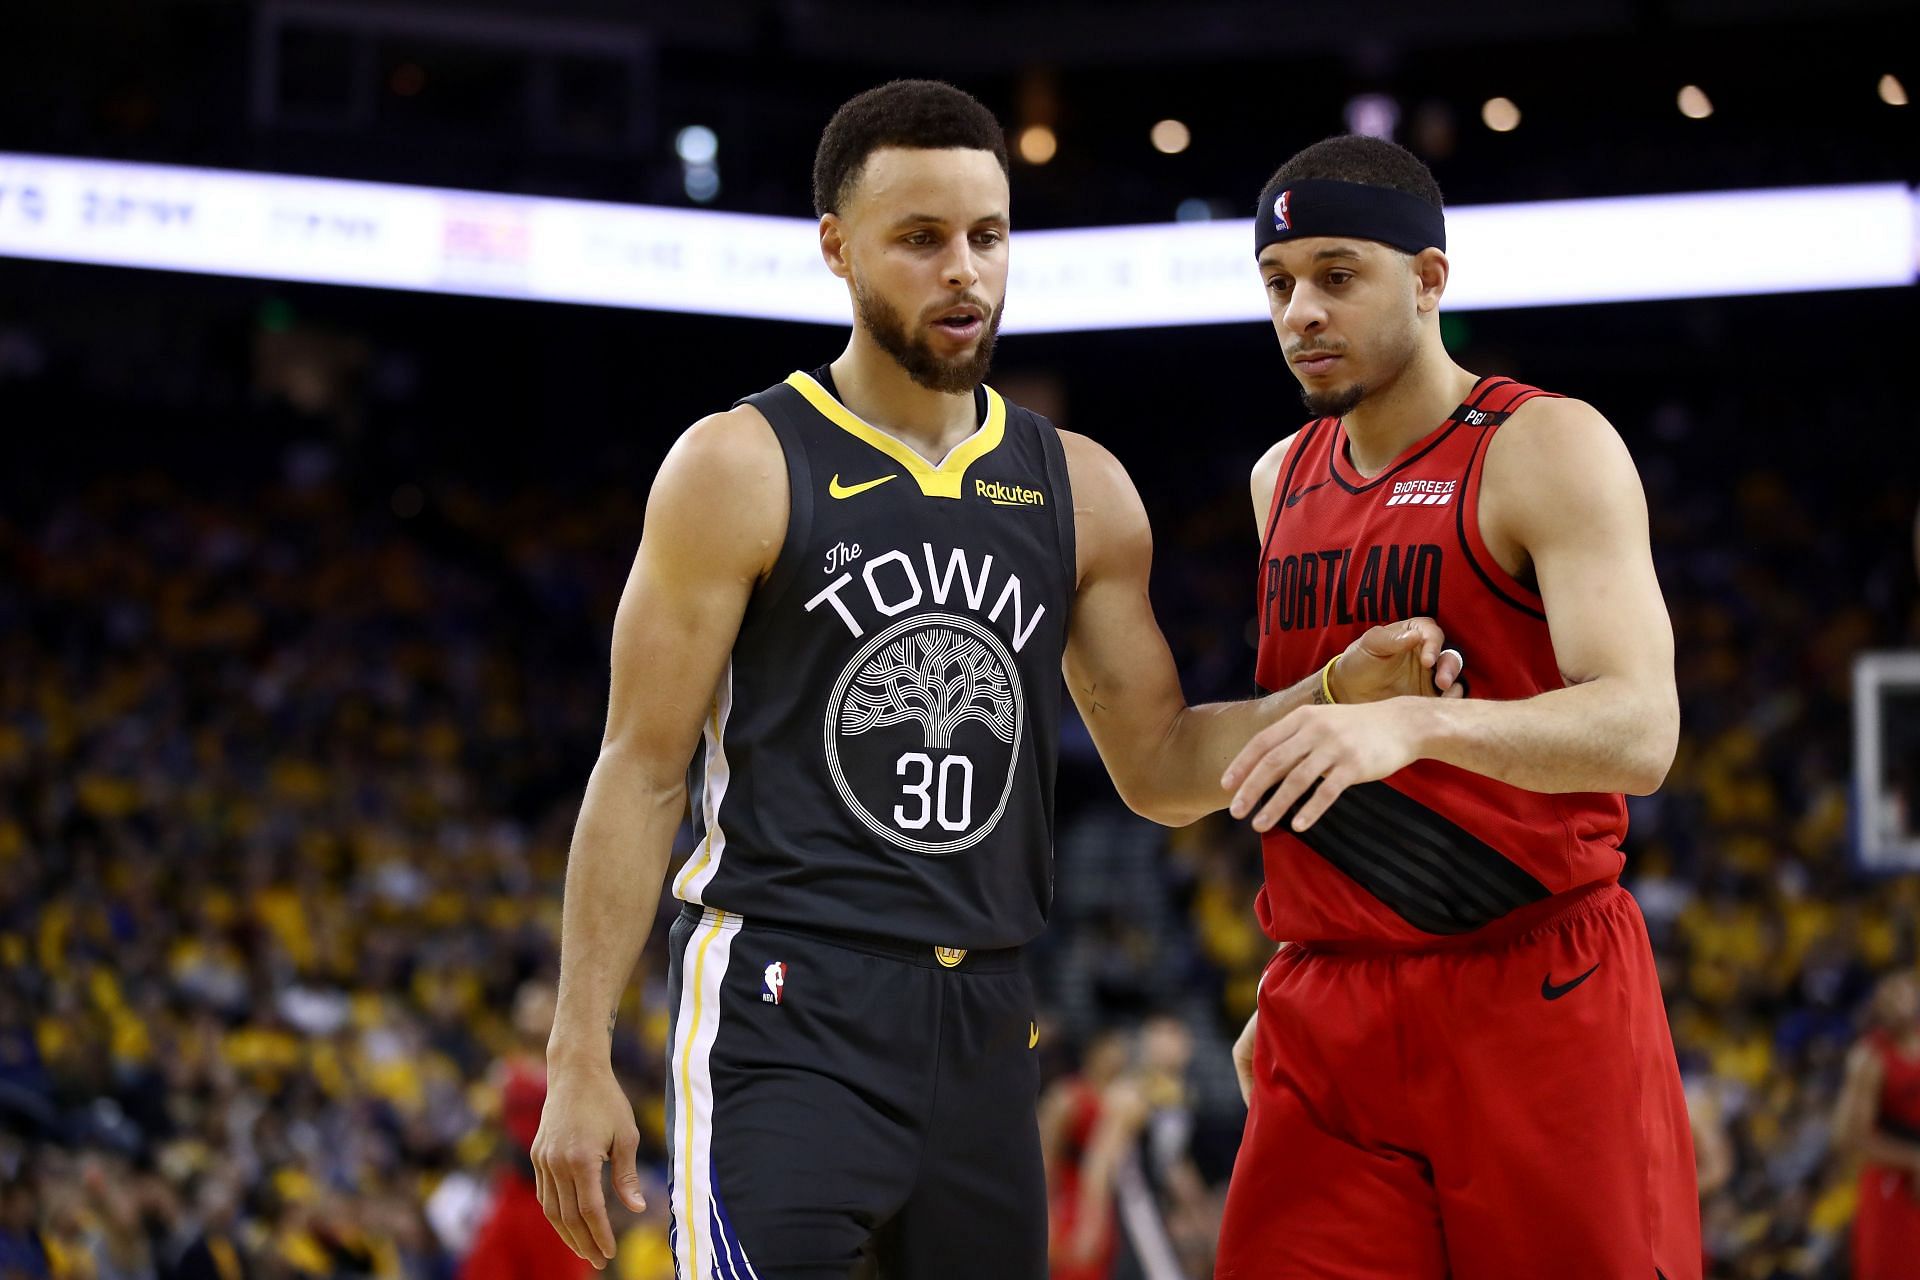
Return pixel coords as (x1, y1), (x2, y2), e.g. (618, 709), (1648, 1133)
(1047, 1080), (1118, 1280)
(500, 1059), (547, 1154)
(461, 985), (590, 1280)
(1253, 376), (1628, 946)
(1850, 1016), (1920, 1280)
(1865, 1027), (1920, 1163)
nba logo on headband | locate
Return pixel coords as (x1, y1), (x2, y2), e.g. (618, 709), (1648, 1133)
(1254, 178), (1446, 258)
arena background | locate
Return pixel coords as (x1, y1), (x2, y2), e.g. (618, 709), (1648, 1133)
(3, 2), (1917, 1277)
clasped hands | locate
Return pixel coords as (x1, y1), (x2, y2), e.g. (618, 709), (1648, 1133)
(1224, 618), (1464, 834)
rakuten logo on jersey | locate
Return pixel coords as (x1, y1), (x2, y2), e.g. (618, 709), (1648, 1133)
(1385, 479), (1457, 507)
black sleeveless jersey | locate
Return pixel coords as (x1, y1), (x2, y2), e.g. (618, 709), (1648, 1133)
(670, 367), (1076, 950)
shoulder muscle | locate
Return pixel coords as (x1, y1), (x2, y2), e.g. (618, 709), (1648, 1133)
(1058, 429), (1151, 589)
(1479, 396), (1645, 574)
(601, 405), (785, 765)
(1251, 431), (1300, 539)
(646, 404), (788, 584)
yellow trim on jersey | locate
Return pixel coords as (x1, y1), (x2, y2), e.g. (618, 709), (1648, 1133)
(784, 370), (1005, 500)
(677, 908), (729, 1280)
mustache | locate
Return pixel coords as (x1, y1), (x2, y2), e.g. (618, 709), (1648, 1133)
(925, 295), (997, 320)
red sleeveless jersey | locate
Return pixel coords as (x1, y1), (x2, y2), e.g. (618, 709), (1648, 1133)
(1869, 1029), (1920, 1143)
(501, 1057), (547, 1152)
(1252, 375), (1627, 947)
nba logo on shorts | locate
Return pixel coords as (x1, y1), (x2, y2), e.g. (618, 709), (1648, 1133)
(1274, 190), (1292, 232)
(762, 961), (786, 1004)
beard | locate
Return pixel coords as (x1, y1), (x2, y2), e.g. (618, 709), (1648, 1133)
(855, 282), (1003, 395)
(1301, 381), (1369, 418)
(1295, 317), (1419, 418)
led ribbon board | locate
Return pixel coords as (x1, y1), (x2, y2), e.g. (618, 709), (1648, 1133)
(0, 152), (1912, 331)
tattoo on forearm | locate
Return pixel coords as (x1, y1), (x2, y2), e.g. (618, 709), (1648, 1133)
(1312, 682), (1332, 706)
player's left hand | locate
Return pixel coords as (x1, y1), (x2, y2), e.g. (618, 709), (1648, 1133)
(1223, 700), (1422, 833)
(1333, 617), (1465, 703)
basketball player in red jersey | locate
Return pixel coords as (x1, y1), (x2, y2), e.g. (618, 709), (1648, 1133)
(463, 982), (590, 1280)
(1039, 1029), (1134, 1280)
(1213, 135), (1700, 1278)
(1835, 972), (1920, 1279)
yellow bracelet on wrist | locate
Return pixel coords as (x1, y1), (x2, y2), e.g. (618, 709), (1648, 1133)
(1320, 655), (1340, 705)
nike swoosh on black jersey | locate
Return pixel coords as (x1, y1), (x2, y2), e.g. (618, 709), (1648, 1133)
(1285, 478), (1332, 508)
(1541, 962), (1600, 1000)
(828, 472), (897, 499)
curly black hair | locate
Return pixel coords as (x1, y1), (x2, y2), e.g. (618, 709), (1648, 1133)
(1261, 135), (1444, 211)
(813, 80), (1009, 217)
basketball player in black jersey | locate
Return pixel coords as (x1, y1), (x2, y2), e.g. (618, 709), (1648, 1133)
(530, 81), (1465, 1279)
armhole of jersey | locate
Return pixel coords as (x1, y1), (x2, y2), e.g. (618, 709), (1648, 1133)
(1251, 423), (1322, 696)
(735, 385), (812, 620)
(1257, 420), (1323, 567)
(1032, 410), (1078, 593)
(1457, 386), (1555, 621)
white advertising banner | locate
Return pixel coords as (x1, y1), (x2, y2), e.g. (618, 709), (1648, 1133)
(0, 152), (1911, 332)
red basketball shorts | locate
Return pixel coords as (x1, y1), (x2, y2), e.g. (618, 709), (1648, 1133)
(1216, 883), (1700, 1279)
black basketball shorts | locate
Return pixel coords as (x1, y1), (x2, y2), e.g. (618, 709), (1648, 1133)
(663, 905), (1045, 1280)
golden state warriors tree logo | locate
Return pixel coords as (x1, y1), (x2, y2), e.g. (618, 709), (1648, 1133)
(823, 613), (1025, 856)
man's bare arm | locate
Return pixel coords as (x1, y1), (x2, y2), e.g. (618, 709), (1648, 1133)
(1248, 432), (1295, 541)
(1064, 1081), (1148, 1264)
(1226, 399), (1677, 831)
(1835, 1041), (1920, 1174)
(1061, 431), (1460, 828)
(1407, 397), (1678, 793)
(533, 406), (785, 1268)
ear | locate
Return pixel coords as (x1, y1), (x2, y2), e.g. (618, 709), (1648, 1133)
(820, 213), (852, 282)
(1412, 247), (1449, 314)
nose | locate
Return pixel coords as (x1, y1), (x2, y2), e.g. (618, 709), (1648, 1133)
(941, 237), (979, 291)
(1281, 284), (1325, 336)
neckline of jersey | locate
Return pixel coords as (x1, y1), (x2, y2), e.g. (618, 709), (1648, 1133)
(786, 369), (1006, 500)
(1327, 374), (1505, 493)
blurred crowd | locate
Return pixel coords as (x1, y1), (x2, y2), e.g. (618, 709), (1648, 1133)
(0, 461), (682, 1279)
(2, 305), (1918, 1280)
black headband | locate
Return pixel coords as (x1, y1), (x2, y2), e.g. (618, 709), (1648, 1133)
(1253, 177), (1446, 259)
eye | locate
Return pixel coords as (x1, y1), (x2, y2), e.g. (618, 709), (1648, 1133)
(1325, 270), (1354, 286)
(1266, 277), (1292, 295)
(972, 230), (1003, 246)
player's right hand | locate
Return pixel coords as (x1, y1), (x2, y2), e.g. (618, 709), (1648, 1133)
(531, 1060), (646, 1271)
(1329, 617), (1465, 703)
